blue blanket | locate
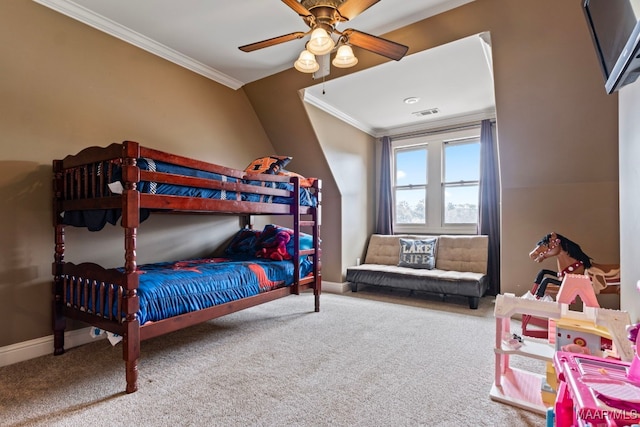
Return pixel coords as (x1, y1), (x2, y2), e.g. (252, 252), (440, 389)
(69, 257), (313, 325)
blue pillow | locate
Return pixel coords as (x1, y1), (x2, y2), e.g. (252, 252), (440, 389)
(224, 228), (261, 259)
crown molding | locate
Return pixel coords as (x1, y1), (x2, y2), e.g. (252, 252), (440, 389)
(303, 90), (376, 136)
(304, 88), (496, 138)
(381, 108), (497, 138)
(33, 0), (244, 90)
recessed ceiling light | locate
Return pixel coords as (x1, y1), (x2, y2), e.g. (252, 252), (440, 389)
(404, 97), (420, 105)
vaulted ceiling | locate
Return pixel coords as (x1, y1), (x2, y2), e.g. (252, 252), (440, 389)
(35, 0), (495, 135)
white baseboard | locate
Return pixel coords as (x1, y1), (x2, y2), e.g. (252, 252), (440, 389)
(2, 283), (348, 367)
(0, 327), (104, 368)
(322, 281), (350, 294)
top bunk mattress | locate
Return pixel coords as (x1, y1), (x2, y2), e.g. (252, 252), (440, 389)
(118, 158), (316, 206)
(59, 156), (317, 230)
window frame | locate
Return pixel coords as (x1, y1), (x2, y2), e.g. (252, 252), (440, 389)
(393, 145), (428, 225)
(442, 136), (481, 227)
(391, 127), (481, 235)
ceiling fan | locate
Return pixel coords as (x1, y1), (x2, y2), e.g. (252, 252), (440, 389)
(239, 0), (409, 72)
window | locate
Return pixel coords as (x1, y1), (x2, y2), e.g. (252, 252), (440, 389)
(394, 146), (427, 224)
(443, 139), (480, 225)
(392, 127), (480, 234)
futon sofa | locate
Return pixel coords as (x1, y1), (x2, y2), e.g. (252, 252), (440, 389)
(346, 234), (489, 309)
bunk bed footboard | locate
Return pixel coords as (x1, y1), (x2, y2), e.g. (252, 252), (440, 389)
(52, 262), (134, 345)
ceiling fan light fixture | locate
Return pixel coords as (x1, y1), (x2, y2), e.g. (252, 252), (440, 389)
(239, 0), (409, 76)
(332, 44), (358, 68)
(307, 28), (335, 55)
(294, 49), (320, 73)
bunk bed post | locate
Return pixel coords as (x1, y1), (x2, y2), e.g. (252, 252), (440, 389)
(121, 141), (141, 393)
(292, 177), (301, 296)
(313, 180), (322, 313)
(52, 160), (66, 355)
(240, 215), (253, 229)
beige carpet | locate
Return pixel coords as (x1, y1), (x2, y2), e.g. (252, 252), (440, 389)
(0, 289), (546, 426)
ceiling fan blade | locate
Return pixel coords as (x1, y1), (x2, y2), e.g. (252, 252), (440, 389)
(343, 29), (409, 61)
(281, 0), (312, 17)
(337, 0), (380, 20)
(239, 32), (307, 52)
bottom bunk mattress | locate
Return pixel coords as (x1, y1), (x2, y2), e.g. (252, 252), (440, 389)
(67, 257), (313, 325)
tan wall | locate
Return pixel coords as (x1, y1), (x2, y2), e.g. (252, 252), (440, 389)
(304, 104), (376, 279)
(1, 0), (633, 350)
(619, 80), (640, 320)
(0, 2), (278, 346)
(485, 0), (620, 300)
(244, 0), (620, 301)
(409, 1), (618, 299)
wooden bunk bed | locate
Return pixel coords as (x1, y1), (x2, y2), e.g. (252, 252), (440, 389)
(52, 140), (321, 393)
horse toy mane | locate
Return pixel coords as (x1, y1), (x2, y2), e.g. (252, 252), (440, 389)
(537, 232), (593, 268)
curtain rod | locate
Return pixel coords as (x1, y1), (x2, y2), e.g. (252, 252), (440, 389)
(388, 118), (495, 142)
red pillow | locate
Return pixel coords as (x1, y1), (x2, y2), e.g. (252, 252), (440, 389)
(244, 156), (292, 174)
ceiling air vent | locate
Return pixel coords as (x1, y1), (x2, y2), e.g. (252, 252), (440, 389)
(412, 108), (440, 117)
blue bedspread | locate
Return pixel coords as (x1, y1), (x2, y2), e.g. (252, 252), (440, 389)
(62, 158), (316, 230)
(128, 257), (312, 324)
(134, 158), (316, 206)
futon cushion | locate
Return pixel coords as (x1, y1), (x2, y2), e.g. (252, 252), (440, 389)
(398, 238), (437, 269)
(435, 236), (488, 274)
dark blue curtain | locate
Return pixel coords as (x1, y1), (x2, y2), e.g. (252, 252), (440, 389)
(376, 136), (394, 235)
(478, 119), (501, 295)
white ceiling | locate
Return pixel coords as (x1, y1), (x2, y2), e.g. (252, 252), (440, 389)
(34, 0), (496, 136)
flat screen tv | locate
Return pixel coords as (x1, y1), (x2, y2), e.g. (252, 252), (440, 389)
(583, 0), (640, 93)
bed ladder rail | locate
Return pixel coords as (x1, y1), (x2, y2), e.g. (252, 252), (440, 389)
(291, 177), (321, 312)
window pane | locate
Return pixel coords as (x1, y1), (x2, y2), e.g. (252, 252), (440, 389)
(396, 148), (427, 185)
(395, 188), (426, 224)
(444, 142), (480, 182)
(444, 185), (479, 224)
